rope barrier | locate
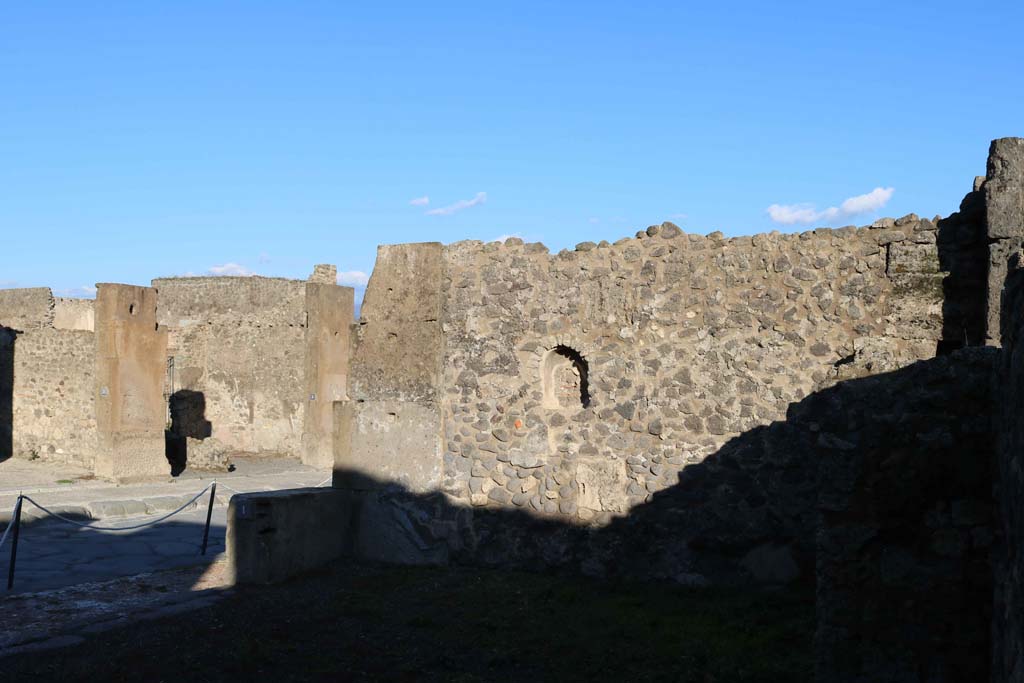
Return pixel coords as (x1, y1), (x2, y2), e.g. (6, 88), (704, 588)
(5, 475), (334, 588)
(19, 483), (215, 532)
(0, 499), (18, 551)
(213, 482), (248, 496)
(4, 475), (332, 540)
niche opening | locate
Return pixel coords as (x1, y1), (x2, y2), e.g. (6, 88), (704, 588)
(542, 345), (590, 409)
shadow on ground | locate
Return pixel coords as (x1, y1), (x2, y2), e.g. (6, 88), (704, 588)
(0, 560), (814, 682)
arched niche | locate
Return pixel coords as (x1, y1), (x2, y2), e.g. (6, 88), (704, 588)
(541, 345), (590, 409)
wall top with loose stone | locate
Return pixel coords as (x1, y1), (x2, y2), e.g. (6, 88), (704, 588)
(152, 275), (308, 327)
(0, 287), (55, 331)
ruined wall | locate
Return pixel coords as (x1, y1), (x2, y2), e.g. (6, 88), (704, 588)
(993, 138), (1024, 683)
(0, 288), (97, 467)
(985, 138), (1024, 345)
(8, 327), (96, 467)
(53, 297), (95, 331)
(814, 348), (996, 683)
(0, 287), (54, 330)
(332, 197), (989, 583)
(428, 213), (965, 580)
(153, 274), (352, 464)
(153, 276), (307, 326)
(154, 276), (309, 457)
(332, 244), (448, 562)
(996, 260), (1024, 683)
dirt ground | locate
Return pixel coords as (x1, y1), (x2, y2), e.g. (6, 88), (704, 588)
(1, 560), (812, 683)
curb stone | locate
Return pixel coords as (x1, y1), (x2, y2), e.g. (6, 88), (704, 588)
(0, 493), (224, 525)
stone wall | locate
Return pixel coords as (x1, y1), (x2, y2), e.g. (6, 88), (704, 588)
(0, 287), (54, 330)
(993, 139), (1024, 683)
(154, 276), (310, 458)
(0, 288), (97, 467)
(996, 260), (1024, 682)
(166, 321), (306, 455)
(426, 212), (971, 579)
(153, 275), (307, 327)
(814, 349), (996, 683)
(6, 327), (96, 467)
(53, 297), (95, 331)
(153, 274), (353, 467)
(985, 138), (1024, 345)
(333, 244), (449, 561)
(330, 197), (991, 582)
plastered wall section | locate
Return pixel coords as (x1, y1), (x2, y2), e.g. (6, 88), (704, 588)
(337, 243), (444, 491)
(155, 277), (308, 456)
(53, 297), (95, 331)
(437, 217), (957, 523)
(302, 282), (353, 468)
(94, 284), (168, 479)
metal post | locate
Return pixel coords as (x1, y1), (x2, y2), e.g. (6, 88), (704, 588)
(200, 482), (217, 555)
(7, 496), (23, 590)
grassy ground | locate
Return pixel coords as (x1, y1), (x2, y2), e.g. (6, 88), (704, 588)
(3, 562), (813, 682)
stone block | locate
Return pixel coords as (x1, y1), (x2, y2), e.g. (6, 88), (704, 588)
(333, 399), (442, 494)
(576, 458), (630, 514)
(228, 488), (347, 585)
(349, 321), (442, 402)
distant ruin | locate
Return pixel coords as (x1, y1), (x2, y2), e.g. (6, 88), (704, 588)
(5, 138), (1024, 682)
(0, 267), (352, 473)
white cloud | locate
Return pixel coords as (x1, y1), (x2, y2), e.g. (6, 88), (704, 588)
(258, 252), (271, 264)
(0, 280), (17, 288)
(493, 233), (522, 242)
(425, 192), (487, 216)
(838, 187), (895, 215)
(409, 195), (430, 207)
(766, 204), (826, 225)
(337, 270), (370, 287)
(767, 187), (895, 225)
(669, 213), (688, 220)
(208, 262), (255, 276)
(588, 217), (600, 225)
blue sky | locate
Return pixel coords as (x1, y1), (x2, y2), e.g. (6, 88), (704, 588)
(2, 2), (1022, 299)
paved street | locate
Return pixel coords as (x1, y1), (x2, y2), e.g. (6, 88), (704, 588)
(0, 455), (330, 594)
(1, 505), (227, 594)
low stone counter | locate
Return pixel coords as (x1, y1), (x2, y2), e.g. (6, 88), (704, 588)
(227, 487), (346, 585)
